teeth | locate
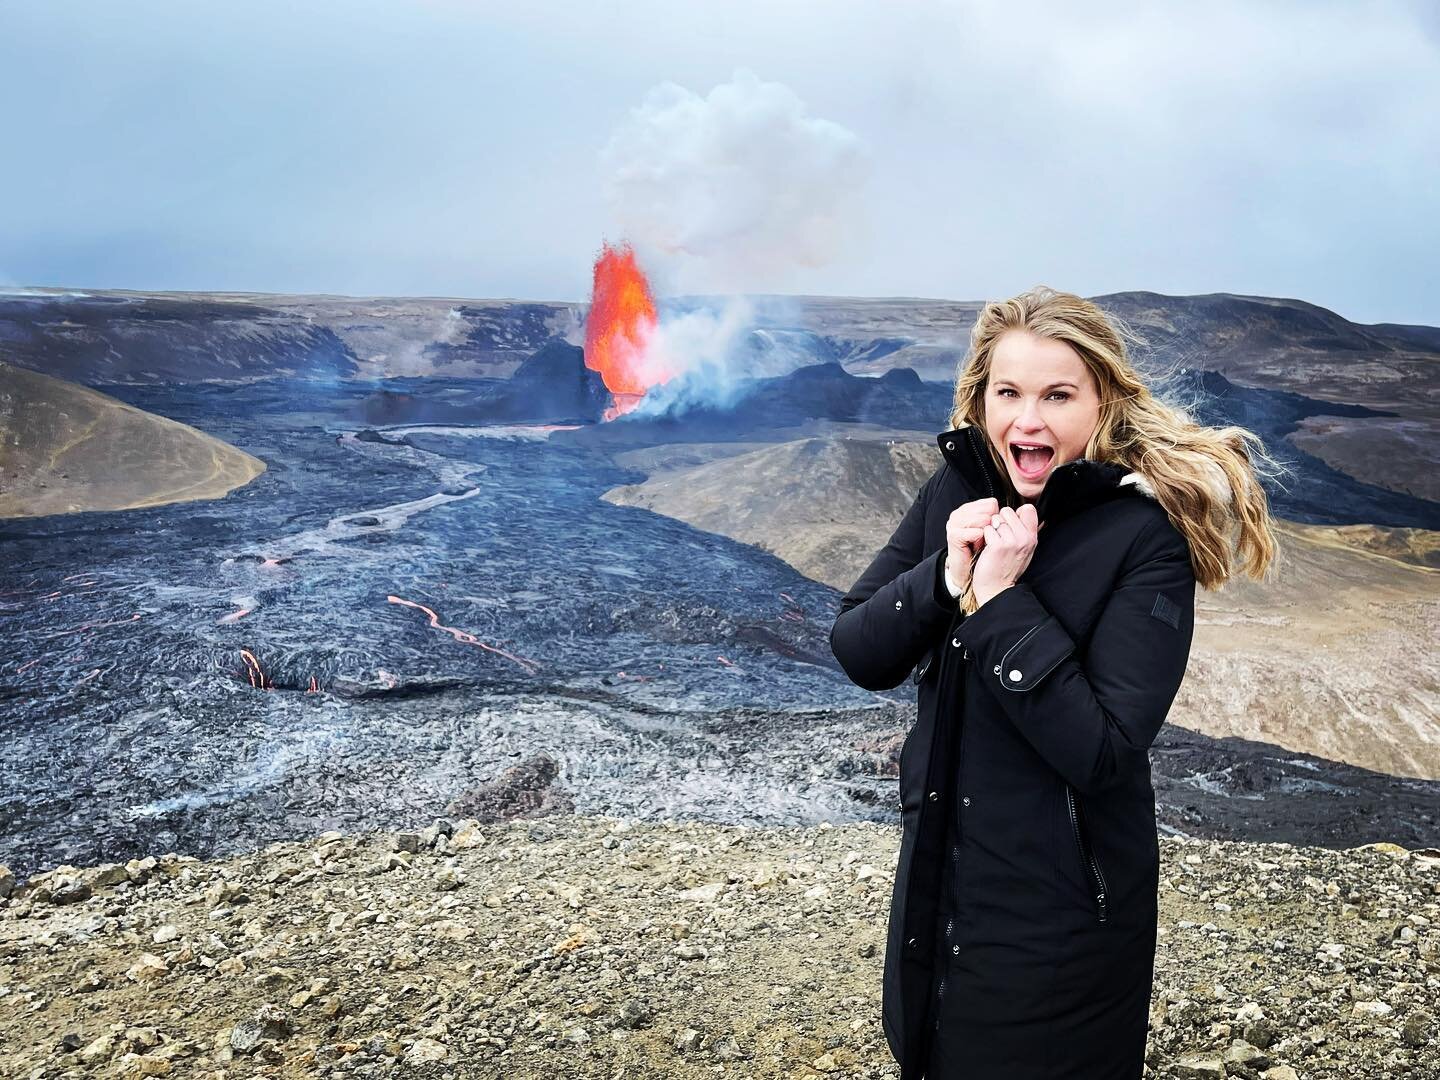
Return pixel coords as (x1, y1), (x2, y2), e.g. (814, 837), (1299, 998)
(1012, 443), (1053, 475)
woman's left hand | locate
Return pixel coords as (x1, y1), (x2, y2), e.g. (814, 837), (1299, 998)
(970, 504), (1042, 607)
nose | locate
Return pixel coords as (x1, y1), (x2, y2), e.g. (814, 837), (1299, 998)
(1015, 399), (1048, 433)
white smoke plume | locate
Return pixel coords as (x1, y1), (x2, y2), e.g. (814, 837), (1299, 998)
(598, 70), (868, 417)
(601, 68), (869, 294)
(619, 298), (757, 418)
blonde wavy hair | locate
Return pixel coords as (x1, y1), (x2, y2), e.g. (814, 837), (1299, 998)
(947, 285), (1286, 596)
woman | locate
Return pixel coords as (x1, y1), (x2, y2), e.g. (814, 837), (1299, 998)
(829, 286), (1282, 1079)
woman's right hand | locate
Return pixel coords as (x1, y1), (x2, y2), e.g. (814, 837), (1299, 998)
(945, 497), (1000, 593)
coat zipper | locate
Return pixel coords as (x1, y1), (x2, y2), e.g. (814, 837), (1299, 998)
(948, 842), (962, 920)
(931, 913), (954, 1034)
(915, 648), (956, 1064)
(966, 431), (998, 502)
(917, 443), (977, 1063)
(921, 610), (966, 1053)
(936, 915), (953, 1010)
(1065, 783), (1109, 923)
(950, 643), (970, 880)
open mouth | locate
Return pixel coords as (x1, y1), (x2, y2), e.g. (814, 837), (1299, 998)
(1009, 442), (1055, 479)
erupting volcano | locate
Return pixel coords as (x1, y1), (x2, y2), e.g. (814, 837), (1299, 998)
(583, 242), (673, 420)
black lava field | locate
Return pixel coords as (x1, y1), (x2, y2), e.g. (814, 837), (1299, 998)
(2, 372), (1437, 879)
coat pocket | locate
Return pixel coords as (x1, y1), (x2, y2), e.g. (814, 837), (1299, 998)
(1064, 783), (1110, 924)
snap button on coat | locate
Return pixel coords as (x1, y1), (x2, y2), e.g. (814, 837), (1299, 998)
(829, 423), (1197, 1080)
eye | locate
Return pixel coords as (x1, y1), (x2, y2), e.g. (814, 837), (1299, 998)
(995, 388), (1071, 401)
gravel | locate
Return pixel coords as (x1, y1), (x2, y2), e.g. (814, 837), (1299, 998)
(2, 814), (1437, 1079)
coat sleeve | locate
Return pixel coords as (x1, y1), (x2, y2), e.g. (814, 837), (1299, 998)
(829, 467), (960, 692)
(952, 514), (1196, 796)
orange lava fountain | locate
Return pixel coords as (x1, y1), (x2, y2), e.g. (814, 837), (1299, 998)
(583, 242), (672, 421)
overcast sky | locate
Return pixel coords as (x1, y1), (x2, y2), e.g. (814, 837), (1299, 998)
(2, 0), (1436, 325)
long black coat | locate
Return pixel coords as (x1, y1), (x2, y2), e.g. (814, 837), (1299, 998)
(831, 423), (1197, 1079)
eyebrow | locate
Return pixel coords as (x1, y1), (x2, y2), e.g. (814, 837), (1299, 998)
(992, 380), (1079, 391)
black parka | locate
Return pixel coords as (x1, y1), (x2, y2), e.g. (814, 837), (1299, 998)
(831, 423), (1197, 1080)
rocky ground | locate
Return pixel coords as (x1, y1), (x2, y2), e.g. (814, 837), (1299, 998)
(2, 815), (1438, 1080)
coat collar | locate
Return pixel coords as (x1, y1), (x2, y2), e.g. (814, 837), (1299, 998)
(936, 422), (1154, 526)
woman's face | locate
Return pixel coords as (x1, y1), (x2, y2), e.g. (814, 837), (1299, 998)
(982, 329), (1102, 500)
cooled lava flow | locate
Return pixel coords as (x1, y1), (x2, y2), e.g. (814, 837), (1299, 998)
(583, 242), (672, 420)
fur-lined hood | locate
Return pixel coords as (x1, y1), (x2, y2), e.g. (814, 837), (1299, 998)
(936, 423), (1157, 528)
